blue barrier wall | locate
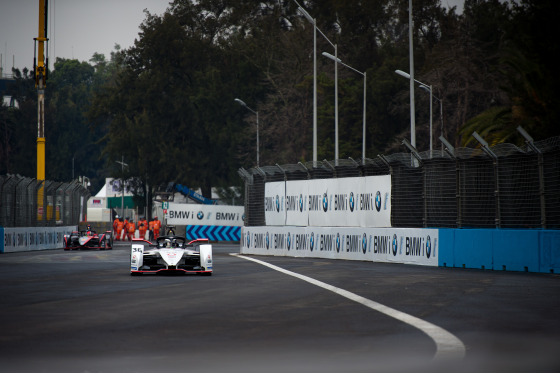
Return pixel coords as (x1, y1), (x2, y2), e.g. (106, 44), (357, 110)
(439, 229), (560, 273)
(187, 225), (241, 242)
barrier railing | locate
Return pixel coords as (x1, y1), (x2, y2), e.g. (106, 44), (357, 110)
(238, 136), (560, 229)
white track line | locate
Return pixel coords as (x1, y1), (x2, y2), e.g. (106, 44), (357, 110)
(231, 253), (466, 362)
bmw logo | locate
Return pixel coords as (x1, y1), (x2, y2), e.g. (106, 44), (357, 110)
(246, 232), (250, 247)
(287, 233), (291, 250)
(266, 232), (270, 249)
(323, 193), (329, 212)
(375, 191), (382, 212)
(349, 192), (355, 212)
(336, 233), (341, 253)
(310, 233), (315, 251)
(242, 214), (246, 221)
(275, 195), (280, 212)
(362, 233), (367, 254)
(426, 235), (431, 259)
(392, 234), (398, 256)
(197, 211), (204, 220)
(299, 194), (304, 212)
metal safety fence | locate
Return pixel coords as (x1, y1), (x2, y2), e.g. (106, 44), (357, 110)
(238, 135), (560, 229)
(0, 175), (90, 227)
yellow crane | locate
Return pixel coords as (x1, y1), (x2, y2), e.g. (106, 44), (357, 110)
(34, 0), (48, 220)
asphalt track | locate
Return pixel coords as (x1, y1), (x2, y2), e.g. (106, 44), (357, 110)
(0, 241), (559, 372)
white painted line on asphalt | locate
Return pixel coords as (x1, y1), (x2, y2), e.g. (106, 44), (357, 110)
(231, 253), (466, 363)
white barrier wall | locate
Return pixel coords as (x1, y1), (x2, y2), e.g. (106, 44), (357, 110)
(265, 176), (391, 227)
(241, 226), (438, 266)
(1, 226), (77, 253)
(166, 203), (244, 226)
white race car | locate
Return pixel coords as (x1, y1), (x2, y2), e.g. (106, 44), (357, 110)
(130, 235), (212, 276)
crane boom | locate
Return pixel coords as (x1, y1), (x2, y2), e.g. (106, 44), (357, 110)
(35, 0), (48, 90)
(35, 0), (48, 182)
(35, 0), (48, 221)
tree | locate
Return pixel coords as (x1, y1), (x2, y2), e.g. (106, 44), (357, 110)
(1, 68), (39, 176)
(47, 58), (99, 183)
(457, 0), (560, 146)
(88, 3), (265, 198)
(0, 101), (22, 174)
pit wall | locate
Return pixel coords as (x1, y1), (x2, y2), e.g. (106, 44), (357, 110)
(240, 226), (560, 274)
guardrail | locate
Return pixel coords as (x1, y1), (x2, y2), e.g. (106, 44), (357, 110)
(0, 175), (90, 227)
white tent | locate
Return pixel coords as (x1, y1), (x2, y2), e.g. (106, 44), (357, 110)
(95, 183), (107, 197)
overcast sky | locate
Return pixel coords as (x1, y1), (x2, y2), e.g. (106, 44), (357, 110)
(0, 0), (464, 75)
(0, 0), (170, 74)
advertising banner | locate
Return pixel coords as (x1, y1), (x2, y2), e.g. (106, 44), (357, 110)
(329, 177), (365, 227)
(362, 176), (391, 227)
(265, 175), (391, 228)
(307, 178), (336, 226)
(1, 226), (77, 253)
(285, 180), (308, 226)
(241, 226), (438, 267)
(264, 181), (286, 226)
(166, 203), (244, 227)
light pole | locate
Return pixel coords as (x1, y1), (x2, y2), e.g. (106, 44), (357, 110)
(421, 84), (433, 152)
(408, 0), (416, 149)
(235, 98), (259, 167)
(297, 5), (317, 166)
(322, 52), (367, 163)
(79, 176), (91, 189)
(115, 155), (128, 218)
(298, 3), (337, 164)
(419, 84), (444, 154)
(334, 44), (338, 163)
(395, 69), (435, 152)
(436, 94), (443, 150)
